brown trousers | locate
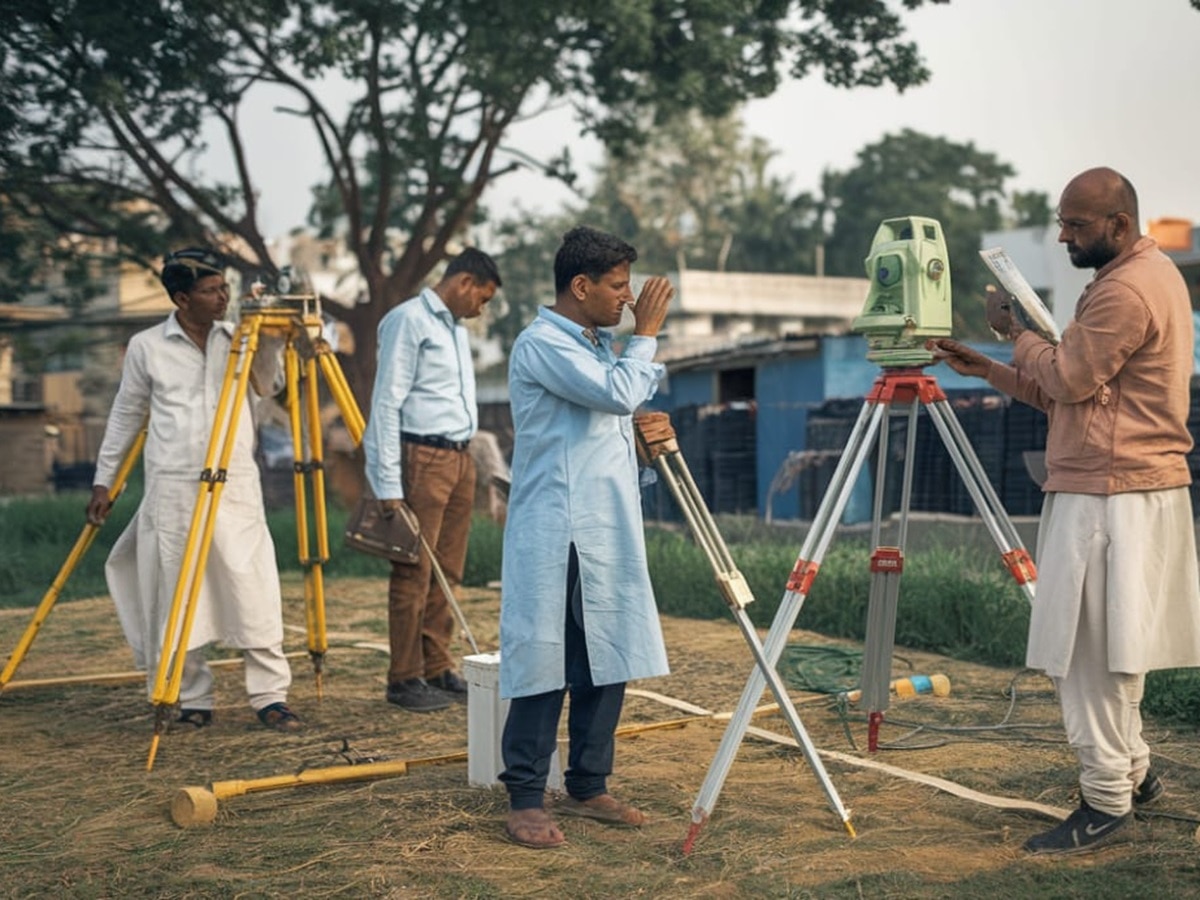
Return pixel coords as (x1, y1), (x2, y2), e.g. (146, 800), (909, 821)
(387, 442), (476, 684)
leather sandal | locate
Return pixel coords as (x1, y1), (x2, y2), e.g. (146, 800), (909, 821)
(504, 808), (566, 849)
(558, 793), (646, 826)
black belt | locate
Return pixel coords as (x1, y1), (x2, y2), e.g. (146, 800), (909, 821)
(401, 431), (470, 452)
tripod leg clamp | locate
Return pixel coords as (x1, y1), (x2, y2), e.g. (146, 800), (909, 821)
(716, 571), (755, 610)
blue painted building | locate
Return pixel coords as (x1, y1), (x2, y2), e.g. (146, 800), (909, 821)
(648, 333), (1016, 521)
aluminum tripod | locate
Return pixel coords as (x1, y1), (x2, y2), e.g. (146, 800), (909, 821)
(633, 413), (855, 852)
(679, 367), (1037, 852)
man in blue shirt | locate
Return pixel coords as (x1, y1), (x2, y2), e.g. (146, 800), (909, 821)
(363, 248), (502, 712)
(498, 226), (674, 849)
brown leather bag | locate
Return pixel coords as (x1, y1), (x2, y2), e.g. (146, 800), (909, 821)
(343, 495), (421, 565)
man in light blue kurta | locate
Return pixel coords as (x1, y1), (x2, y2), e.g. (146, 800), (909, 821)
(498, 226), (675, 850)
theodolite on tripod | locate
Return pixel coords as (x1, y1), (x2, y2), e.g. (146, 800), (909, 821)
(0, 265), (362, 769)
(679, 216), (1038, 852)
(138, 268), (371, 769)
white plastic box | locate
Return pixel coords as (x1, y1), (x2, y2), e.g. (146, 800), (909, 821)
(463, 652), (561, 790)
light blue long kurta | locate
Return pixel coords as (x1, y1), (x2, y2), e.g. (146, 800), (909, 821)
(500, 307), (670, 699)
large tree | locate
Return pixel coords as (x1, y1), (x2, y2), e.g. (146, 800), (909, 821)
(491, 109), (825, 353)
(0, 0), (951, 401)
(579, 111), (824, 275)
(820, 129), (1015, 338)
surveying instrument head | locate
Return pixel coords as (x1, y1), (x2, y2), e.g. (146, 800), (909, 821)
(239, 266), (325, 341)
(850, 216), (952, 367)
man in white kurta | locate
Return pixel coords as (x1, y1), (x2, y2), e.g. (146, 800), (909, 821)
(932, 168), (1200, 854)
(87, 248), (299, 731)
(498, 226), (674, 850)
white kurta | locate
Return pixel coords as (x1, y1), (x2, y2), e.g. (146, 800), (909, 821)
(1027, 489), (1200, 677)
(499, 307), (670, 699)
(93, 314), (284, 671)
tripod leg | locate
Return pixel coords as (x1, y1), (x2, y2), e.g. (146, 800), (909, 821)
(285, 345), (330, 697)
(0, 429), (147, 693)
(302, 353), (331, 692)
(652, 450), (856, 842)
(682, 400), (887, 852)
(419, 535), (480, 655)
(316, 342), (365, 443)
(860, 397), (919, 750)
(925, 400), (1037, 601)
(146, 319), (262, 771)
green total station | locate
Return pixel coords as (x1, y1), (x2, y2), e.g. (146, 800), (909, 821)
(851, 216), (953, 367)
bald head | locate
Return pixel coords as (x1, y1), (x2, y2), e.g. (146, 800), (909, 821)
(1057, 167), (1141, 270)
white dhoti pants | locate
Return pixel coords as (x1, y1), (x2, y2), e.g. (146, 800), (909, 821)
(1053, 529), (1148, 815)
(173, 646), (293, 713)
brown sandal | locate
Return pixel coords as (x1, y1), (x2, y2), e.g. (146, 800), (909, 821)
(504, 808), (566, 849)
(558, 793), (646, 826)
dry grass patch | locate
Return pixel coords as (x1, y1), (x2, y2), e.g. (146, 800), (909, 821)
(2, 575), (1200, 898)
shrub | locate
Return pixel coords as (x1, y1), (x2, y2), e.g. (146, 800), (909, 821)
(2, 495), (1195, 726)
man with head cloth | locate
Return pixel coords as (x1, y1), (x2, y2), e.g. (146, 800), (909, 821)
(87, 248), (301, 732)
(931, 168), (1200, 854)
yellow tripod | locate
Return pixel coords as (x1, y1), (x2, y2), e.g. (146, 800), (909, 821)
(0, 286), (364, 770)
(141, 292), (364, 770)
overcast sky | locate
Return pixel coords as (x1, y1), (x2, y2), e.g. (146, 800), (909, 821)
(242, 0), (1200, 239)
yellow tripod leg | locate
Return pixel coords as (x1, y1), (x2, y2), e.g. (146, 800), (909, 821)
(316, 342), (364, 443)
(0, 428), (147, 693)
(302, 353), (330, 694)
(146, 318), (262, 771)
(284, 344), (329, 697)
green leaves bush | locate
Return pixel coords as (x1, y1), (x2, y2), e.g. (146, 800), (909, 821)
(0, 497), (1193, 723)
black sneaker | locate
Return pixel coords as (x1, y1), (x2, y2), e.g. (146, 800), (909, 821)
(427, 670), (469, 702)
(386, 677), (452, 712)
(1134, 770), (1164, 807)
(1023, 800), (1131, 855)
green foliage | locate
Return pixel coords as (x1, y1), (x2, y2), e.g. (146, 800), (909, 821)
(821, 129), (1015, 339)
(1, 0), (950, 397)
(645, 523), (1030, 670)
(1145, 667), (1200, 722)
(0, 491), (137, 609)
(462, 516), (504, 588)
(1011, 190), (1053, 227)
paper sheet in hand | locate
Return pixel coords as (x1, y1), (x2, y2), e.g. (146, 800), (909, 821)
(978, 247), (1061, 344)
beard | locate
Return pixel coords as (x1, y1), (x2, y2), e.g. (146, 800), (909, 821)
(1067, 237), (1119, 270)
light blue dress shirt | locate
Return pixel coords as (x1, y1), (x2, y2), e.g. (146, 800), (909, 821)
(362, 287), (477, 500)
(499, 307), (671, 699)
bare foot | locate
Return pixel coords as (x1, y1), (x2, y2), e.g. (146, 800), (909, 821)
(505, 808), (566, 849)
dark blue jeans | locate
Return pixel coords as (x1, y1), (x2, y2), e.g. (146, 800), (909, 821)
(499, 545), (626, 811)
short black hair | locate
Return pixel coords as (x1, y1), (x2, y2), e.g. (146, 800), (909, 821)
(161, 247), (225, 297)
(554, 226), (638, 294)
(444, 247), (502, 288)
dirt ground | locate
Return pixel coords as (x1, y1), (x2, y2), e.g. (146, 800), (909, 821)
(2, 575), (1200, 899)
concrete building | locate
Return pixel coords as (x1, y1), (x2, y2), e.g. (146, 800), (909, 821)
(656, 269), (870, 361)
